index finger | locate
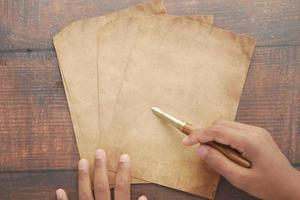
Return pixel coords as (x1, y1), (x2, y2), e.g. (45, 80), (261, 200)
(183, 125), (250, 154)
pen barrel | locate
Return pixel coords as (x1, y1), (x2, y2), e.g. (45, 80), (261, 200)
(182, 124), (251, 168)
(182, 124), (194, 135)
(207, 141), (251, 168)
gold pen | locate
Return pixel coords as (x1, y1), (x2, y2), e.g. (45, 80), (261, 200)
(151, 107), (251, 168)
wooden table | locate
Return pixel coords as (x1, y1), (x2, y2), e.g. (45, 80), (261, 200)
(0, 0), (299, 199)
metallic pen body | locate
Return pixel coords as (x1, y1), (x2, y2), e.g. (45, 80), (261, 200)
(151, 107), (186, 130)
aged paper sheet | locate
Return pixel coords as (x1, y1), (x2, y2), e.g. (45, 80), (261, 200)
(97, 15), (213, 184)
(54, 0), (215, 185)
(53, 0), (166, 183)
(101, 16), (256, 199)
(97, 14), (213, 141)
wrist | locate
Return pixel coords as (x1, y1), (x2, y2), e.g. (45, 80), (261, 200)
(287, 169), (300, 200)
(265, 167), (300, 200)
(279, 168), (300, 200)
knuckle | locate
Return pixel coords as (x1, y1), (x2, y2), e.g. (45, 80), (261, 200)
(245, 134), (260, 148)
(115, 176), (129, 191)
(261, 129), (271, 137)
(256, 127), (269, 135)
(95, 160), (105, 168)
(94, 181), (109, 193)
(252, 128), (271, 142)
(79, 192), (92, 200)
(209, 124), (222, 133)
(78, 171), (89, 181)
(240, 134), (252, 145)
(213, 119), (227, 126)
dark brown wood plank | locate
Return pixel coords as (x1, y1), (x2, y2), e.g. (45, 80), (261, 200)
(236, 46), (300, 164)
(0, 170), (77, 200)
(0, 170), (257, 200)
(0, 46), (299, 171)
(0, 1), (299, 199)
(0, 0), (151, 50)
(0, 0), (299, 50)
(167, 0), (300, 47)
(0, 51), (78, 171)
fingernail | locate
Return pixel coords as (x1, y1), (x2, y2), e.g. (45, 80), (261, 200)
(78, 159), (89, 172)
(138, 195), (148, 200)
(95, 149), (105, 160)
(119, 154), (129, 162)
(56, 189), (63, 199)
(182, 136), (189, 144)
(197, 146), (208, 158)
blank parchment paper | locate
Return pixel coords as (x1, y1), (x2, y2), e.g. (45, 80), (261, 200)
(53, 0), (166, 183)
(101, 16), (256, 199)
(97, 14), (214, 141)
(97, 14), (213, 184)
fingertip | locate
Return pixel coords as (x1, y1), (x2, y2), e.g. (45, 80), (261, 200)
(182, 136), (190, 145)
(138, 195), (148, 200)
(197, 145), (209, 159)
(56, 188), (67, 200)
(182, 131), (213, 146)
(56, 189), (63, 199)
(182, 133), (199, 146)
(78, 159), (89, 173)
(119, 153), (129, 162)
(95, 148), (106, 160)
(119, 153), (130, 167)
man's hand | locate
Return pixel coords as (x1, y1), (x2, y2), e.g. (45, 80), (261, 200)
(55, 149), (147, 200)
(183, 120), (300, 200)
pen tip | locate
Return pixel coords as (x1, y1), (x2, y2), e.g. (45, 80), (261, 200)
(151, 107), (164, 118)
(151, 107), (159, 112)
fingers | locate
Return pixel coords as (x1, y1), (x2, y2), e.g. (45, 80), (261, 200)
(56, 189), (69, 200)
(182, 128), (213, 145)
(197, 145), (249, 187)
(78, 159), (94, 200)
(114, 154), (131, 200)
(137, 195), (148, 200)
(183, 125), (249, 154)
(94, 149), (111, 200)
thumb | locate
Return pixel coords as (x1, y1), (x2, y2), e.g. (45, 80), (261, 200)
(197, 145), (249, 187)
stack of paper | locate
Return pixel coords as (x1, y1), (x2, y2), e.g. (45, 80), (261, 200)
(53, 0), (255, 199)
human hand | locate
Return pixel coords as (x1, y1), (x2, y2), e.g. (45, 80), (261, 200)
(183, 120), (300, 200)
(55, 149), (147, 200)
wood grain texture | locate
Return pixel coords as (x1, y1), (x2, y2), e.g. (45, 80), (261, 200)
(0, 51), (78, 171)
(0, 171), (258, 200)
(236, 46), (300, 164)
(0, 0), (299, 50)
(0, 0), (146, 50)
(1, 169), (299, 200)
(165, 0), (300, 47)
(1, 46), (299, 172)
(0, 0), (299, 199)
